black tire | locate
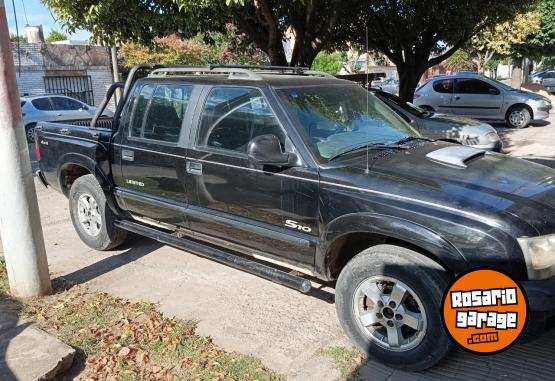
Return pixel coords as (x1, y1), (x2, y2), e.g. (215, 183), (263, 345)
(69, 174), (127, 250)
(506, 106), (531, 129)
(335, 244), (452, 371)
(25, 123), (37, 143)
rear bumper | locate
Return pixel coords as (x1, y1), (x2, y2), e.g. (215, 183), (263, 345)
(35, 170), (48, 188)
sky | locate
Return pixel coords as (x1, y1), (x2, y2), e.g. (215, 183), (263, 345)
(6, 0), (91, 41)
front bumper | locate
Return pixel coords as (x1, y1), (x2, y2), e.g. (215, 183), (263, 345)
(468, 139), (503, 152)
(532, 104), (552, 120)
(522, 277), (555, 312)
(520, 277), (555, 341)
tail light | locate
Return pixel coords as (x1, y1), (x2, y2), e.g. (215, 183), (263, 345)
(35, 132), (41, 161)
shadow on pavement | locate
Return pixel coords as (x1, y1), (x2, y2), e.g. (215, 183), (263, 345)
(349, 329), (555, 381)
(57, 235), (163, 285)
(0, 299), (28, 381)
(526, 157), (555, 169)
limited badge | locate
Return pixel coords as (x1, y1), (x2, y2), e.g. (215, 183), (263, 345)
(441, 268), (528, 354)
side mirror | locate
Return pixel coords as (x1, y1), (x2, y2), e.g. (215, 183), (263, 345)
(247, 134), (297, 167)
(489, 88), (499, 95)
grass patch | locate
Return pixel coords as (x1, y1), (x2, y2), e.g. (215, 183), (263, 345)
(0, 259), (281, 380)
(323, 346), (365, 380)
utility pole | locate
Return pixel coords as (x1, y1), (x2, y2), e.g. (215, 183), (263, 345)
(0, 0), (51, 297)
(110, 46), (122, 105)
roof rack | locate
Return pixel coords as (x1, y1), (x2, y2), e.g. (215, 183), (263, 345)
(148, 64), (334, 80)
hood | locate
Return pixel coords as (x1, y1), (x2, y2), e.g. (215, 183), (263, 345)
(327, 142), (555, 234)
(509, 89), (549, 102)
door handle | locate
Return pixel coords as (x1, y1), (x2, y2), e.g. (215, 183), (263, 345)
(122, 149), (134, 162)
(186, 161), (203, 175)
(454, 96), (461, 100)
(60, 128), (70, 135)
(57, 113), (63, 116)
(91, 131), (100, 138)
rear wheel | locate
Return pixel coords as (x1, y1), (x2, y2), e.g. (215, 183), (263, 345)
(506, 106), (531, 129)
(25, 123), (37, 143)
(335, 244), (452, 371)
(69, 174), (127, 250)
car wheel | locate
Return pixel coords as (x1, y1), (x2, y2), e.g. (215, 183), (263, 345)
(506, 106), (531, 129)
(25, 123), (37, 143)
(335, 244), (452, 371)
(69, 174), (127, 250)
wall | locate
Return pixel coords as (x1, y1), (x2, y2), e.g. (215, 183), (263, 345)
(11, 43), (115, 109)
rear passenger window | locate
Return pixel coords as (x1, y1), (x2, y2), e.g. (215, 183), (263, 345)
(129, 84), (192, 143)
(433, 79), (453, 94)
(454, 79), (498, 94)
(31, 98), (53, 111)
(197, 87), (285, 154)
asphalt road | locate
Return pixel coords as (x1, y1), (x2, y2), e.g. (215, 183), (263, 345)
(13, 116), (555, 380)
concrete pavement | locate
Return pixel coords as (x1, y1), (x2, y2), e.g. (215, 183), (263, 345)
(4, 116), (555, 380)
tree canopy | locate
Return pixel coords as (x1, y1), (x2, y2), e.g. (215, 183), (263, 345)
(347, 0), (536, 100)
(45, 30), (69, 43)
(311, 51), (344, 75)
(518, 0), (555, 59)
(43, 0), (537, 100)
(43, 0), (353, 67)
(466, 12), (540, 73)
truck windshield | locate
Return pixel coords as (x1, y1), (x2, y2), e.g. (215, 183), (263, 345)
(276, 84), (419, 161)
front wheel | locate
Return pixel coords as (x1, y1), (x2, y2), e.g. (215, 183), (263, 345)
(335, 244), (452, 371)
(69, 174), (127, 250)
(506, 106), (531, 129)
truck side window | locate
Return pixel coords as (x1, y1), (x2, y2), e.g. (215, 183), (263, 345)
(129, 84), (155, 138)
(129, 84), (192, 143)
(197, 87), (285, 154)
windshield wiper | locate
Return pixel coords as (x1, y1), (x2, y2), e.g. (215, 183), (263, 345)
(328, 142), (407, 161)
(391, 136), (433, 145)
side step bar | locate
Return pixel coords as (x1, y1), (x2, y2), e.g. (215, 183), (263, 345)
(114, 220), (312, 293)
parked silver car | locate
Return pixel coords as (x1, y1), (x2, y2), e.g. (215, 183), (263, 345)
(378, 78), (399, 94)
(539, 71), (555, 93)
(414, 73), (552, 128)
(530, 68), (555, 84)
(371, 88), (502, 151)
(21, 95), (113, 142)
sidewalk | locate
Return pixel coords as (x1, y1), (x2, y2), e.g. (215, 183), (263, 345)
(0, 299), (75, 381)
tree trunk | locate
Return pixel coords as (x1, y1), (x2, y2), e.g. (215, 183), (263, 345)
(511, 58), (523, 89)
(397, 65), (423, 102)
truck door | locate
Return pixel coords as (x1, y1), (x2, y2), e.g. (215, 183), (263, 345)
(112, 82), (195, 227)
(184, 86), (318, 269)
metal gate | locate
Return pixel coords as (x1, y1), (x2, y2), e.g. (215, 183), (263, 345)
(44, 76), (95, 105)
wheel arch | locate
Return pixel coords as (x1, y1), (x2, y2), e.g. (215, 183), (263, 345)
(506, 103), (533, 120)
(57, 154), (125, 217)
(318, 213), (467, 280)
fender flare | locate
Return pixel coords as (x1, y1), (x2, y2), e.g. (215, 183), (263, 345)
(317, 213), (469, 279)
(56, 153), (125, 217)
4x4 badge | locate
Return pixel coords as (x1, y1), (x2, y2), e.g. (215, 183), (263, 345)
(285, 219), (312, 232)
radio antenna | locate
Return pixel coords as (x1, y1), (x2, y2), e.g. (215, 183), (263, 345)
(364, 25), (370, 174)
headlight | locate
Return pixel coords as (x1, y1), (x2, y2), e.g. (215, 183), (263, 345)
(517, 234), (555, 280)
(484, 131), (499, 142)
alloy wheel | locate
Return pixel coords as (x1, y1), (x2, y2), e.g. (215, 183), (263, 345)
(352, 275), (427, 352)
(77, 193), (102, 237)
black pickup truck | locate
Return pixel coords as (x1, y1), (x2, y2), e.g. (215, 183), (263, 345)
(35, 65), (555, 371)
